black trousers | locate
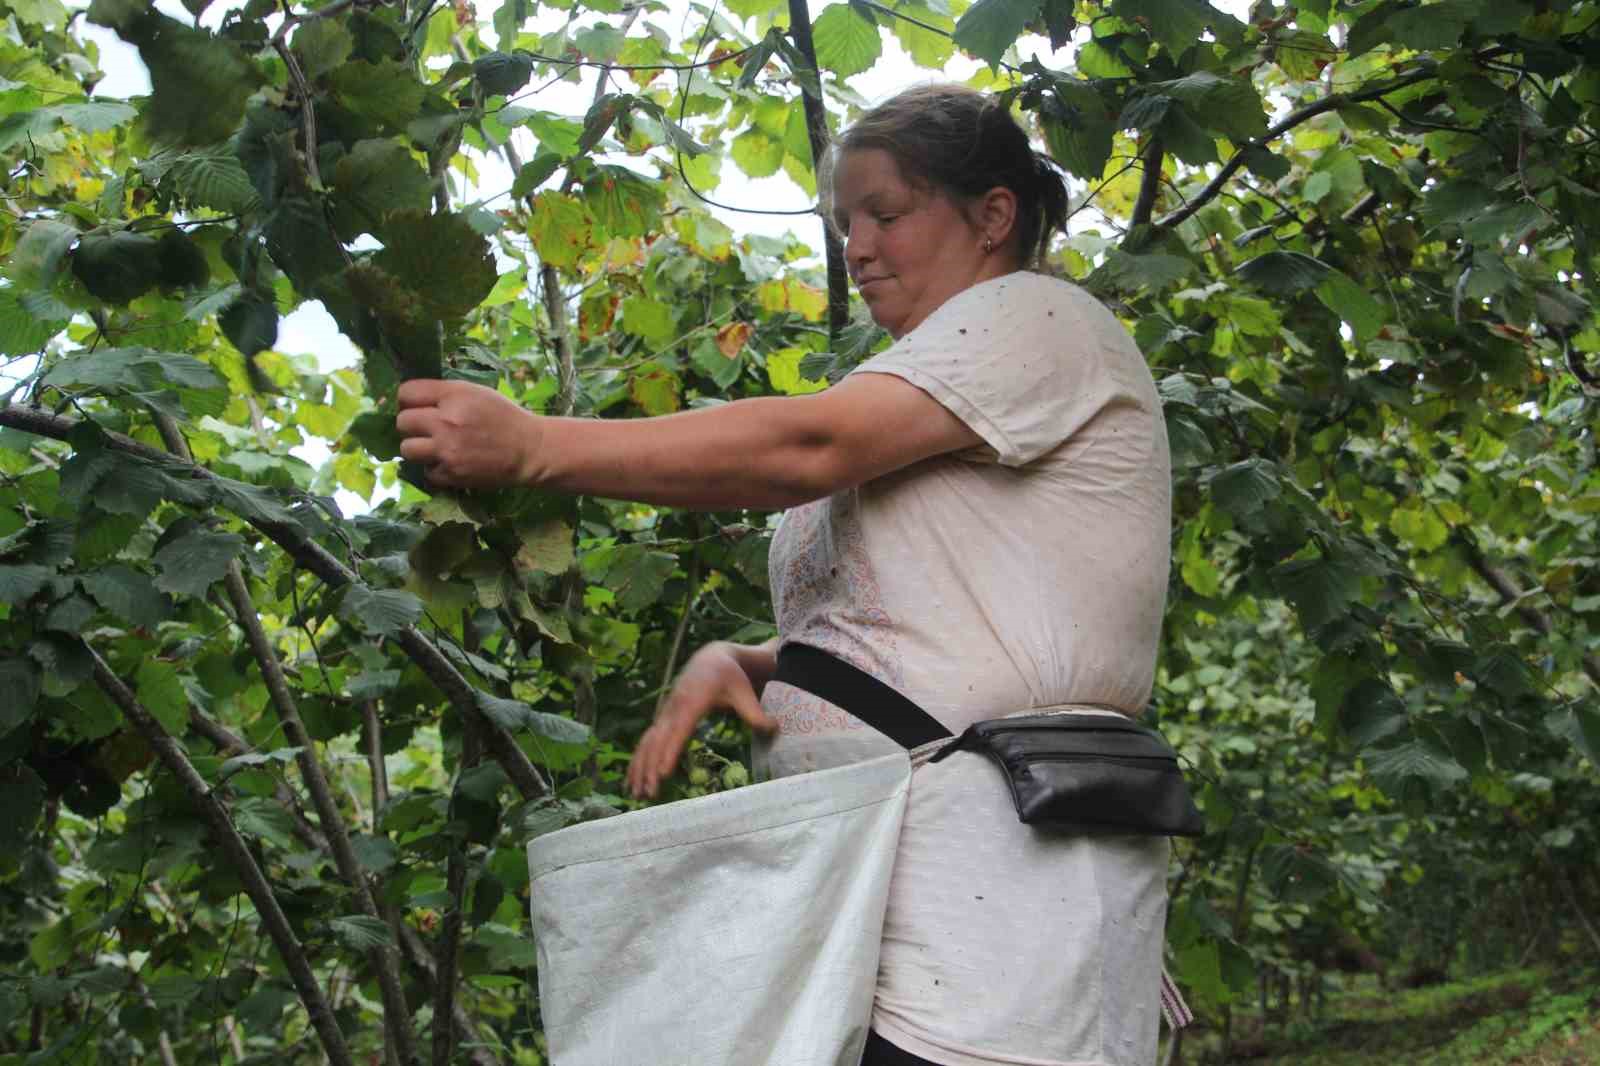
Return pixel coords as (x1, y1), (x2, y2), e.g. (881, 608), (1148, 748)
(860, 1030), (939, 1065)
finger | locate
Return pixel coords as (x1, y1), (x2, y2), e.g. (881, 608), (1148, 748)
(728, 686), (778, 735)
(397, 379), (449, 409)
(398, 437), (438, 465)
(395, 407), (436, 438)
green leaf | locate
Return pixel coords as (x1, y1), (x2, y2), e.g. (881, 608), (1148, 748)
(218, 746), (302, 779)
(891, 2), (956, 67)
(1316, 269), (1387, 344)
(329, 914), (394, 951)
(1365, 735), (1469, 793)
(580, 543), (678, 614)
(81, 565), (171, 628)
(515, 519), (575, 575)
(220, 294), (279, 359)
(1090, 250), (1195, 293)
(512, 151), (562, 198)
(0, 564), (57, 604)
(1110, 0), (1213, 54)
(1042, 80), (1114, 181)
(1234, 251), (1331, 295)
(0, 289), (67, 356)
(293, 17), (353, 81)
(152, 528), (243, 599)
(349, 411), (403, 460)
(474, 50), (534, 96)
(811, 4), (882, 78)
(0, 657), (42, 736)
(350, 833), (397, 873)
(136, 16), (260, 145)
(337, 584), (422, 635)
(952, 0), (1034, 66)
(619, 296), (675, 345)
(72, 230), (160, 305)
(329, 59), (425, 132)
(1152, 72), (1268, 141)
(7, 220), (78, 290)
(475, 693), (592, 745)
(1547, 705), (1600, 767)
(730, 128), (784, 179)
(372, 211), (497, 321)
(156, 229), (209, 289)
(1339, 678), (1409, 749)
(1261, 844), (1340, 904)
(1272, 555), (1361, 632)
(1207, 459), (1281, 521)
(330, 139), (435, 241)
(135, 659), (189, 736)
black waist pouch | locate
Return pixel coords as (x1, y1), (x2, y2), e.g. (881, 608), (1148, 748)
(927, 715), (1204, 836)
(774, 643), (1204, 838)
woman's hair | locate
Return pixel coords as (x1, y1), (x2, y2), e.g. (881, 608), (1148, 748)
(827, 83), (1069, 267)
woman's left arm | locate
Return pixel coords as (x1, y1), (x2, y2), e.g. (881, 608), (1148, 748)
(394, 373), (979, 509)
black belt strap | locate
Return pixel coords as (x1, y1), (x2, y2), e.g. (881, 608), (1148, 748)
(772, 643), (953, 750)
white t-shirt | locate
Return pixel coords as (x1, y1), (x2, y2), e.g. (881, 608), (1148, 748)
(756, 272), (1173, 1066)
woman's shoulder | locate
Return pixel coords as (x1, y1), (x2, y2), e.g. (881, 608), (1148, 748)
(914, 271), (1117, 338)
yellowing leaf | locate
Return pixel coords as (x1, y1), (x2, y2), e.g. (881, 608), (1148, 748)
(730, 128), (783, 178)
(715, 321), (754, 359)
(333, 450), (375, 499)
(767, 347), (826, 395)
(619, 295), (675, 345)
(528, 192), (594, 270)
(629, 363), (681, 414)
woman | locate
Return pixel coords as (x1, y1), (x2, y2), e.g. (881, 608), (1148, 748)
(398, 84), (1172, 1066)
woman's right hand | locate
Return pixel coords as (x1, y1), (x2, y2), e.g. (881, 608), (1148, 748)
(626, 642), (778, 800)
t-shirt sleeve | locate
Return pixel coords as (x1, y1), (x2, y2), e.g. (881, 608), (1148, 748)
(847, 273), (1137, 467)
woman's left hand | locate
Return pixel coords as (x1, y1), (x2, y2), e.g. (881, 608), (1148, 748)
(395, 379), (542, 489)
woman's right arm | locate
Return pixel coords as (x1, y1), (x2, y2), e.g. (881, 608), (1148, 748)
(624, 639), (780, 800)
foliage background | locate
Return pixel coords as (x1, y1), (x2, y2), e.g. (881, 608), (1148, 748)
(0, 0), (1597, 1062)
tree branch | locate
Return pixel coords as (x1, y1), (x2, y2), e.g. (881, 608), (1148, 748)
(786, 0), (850, 347)
(149, 411), (418, 1066)
(0, 404), (552, 802)
(1459, 536), (1600, 688)
(88, 647), (356, 1066)
(432, 720), (481, 1066)
(1155, 66), (1440, 231)
(1130, 134), (1165, 230)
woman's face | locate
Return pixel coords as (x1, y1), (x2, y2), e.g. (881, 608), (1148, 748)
(830, 148), (1005, 339)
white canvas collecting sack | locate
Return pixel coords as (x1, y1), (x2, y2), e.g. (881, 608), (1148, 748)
(526, 752), (912, 1066)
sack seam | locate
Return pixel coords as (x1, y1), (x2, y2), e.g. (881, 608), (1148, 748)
(529, 783), (908, 878)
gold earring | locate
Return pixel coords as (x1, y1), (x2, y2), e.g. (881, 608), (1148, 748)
(983, 235), (994, 253)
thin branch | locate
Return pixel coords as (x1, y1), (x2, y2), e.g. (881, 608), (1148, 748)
(191, 707), (329, 853)
(150, 411), (420, 1066)
(88, 647), (356, 1066)
(432, 721), (482, 1066)
(1130, 134), (1164, 230)
(1156, 66), (1441, 231)
(656, 547), (702, 710)
(1458, 535), (1600, 688)
(0, 404), (552, 799)
(787, 0), (850, 346)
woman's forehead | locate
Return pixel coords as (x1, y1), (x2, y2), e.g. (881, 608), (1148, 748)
(831, 149), (921, 206)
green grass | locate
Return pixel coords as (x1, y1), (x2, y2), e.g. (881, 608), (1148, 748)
(1180, 966), (1600, 1065)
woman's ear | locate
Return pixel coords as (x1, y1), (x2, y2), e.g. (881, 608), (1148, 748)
(974, 186), (1019, 256)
